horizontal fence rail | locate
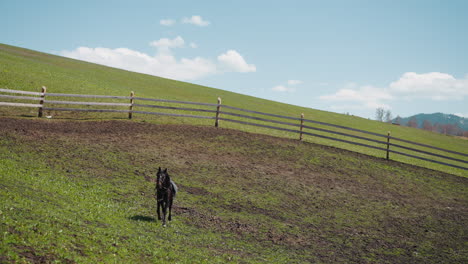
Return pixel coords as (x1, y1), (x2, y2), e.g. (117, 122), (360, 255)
(131, 110), (216, 119)
(388, 149), (467, 171)
(44, 100), (132, 106)
(133, 96), (219, 107)
(223, 104), (389, 138)
(218, 117), (392, 153)
(133, 103), (218, 114)
(46, 92), (131, 99)
(42, 107), (131, 114)
(390, 136), (468, 157)
(0, 101), (43, 108)
(0, 88), (44, 96)
(219, 110), (391, 146)
(388, 142), (467, 163)
(0, 94), (43, 101)
(1, 87), (467, 172)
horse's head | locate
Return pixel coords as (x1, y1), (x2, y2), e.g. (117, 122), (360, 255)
(157, 167), (170, 189)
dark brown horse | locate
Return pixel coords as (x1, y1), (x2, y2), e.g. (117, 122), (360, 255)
(155, 167), (177, 227)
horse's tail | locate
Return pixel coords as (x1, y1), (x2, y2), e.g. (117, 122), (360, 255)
(170, 180), (178, 197)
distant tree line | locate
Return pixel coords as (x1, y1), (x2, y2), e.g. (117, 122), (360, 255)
(375, 107), (393, 123)
(418, 119), (467, 137)
(375, 108), (468, 137)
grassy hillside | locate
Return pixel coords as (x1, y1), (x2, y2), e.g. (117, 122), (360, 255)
(1, 118), (467, 263)
(0, 43), (466, 176)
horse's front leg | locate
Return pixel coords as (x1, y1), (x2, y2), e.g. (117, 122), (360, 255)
(157, 199), (161, 220)
(161, 201), (167, 227)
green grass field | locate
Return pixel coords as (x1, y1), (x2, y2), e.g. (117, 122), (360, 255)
(0, 43), (467, 263)
(0, 43), (466, 177)
(1, 118), (467, 263)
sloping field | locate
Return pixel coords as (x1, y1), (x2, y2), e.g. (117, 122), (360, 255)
(1, 117), (467, 263)
(1, 43), (467, 176)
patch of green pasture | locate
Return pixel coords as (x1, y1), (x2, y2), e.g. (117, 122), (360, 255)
(1, 129), (319, 263)
(0, 143), (231, 262)
(1, 118), (467, 263)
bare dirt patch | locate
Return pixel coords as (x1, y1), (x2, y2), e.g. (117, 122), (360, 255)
(13, 245), (73, 264)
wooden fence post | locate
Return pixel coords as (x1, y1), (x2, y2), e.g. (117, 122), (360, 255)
(299, 113), (304, 141)
(129, 91), (134, 119)
(386, 131), (391, 160)
(38, 86), (46, 117)
(215, 97), (222, 127)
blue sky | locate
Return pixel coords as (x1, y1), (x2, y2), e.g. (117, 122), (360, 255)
(1, 0), (467, 119)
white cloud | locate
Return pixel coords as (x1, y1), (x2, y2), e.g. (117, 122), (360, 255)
(189, 42), (198, 49)
(182, 15), (210, 26)
(320, 84), (392, 102)
(60, 38), (255, 81)
(320, 84), (392, 109)
(319, 72), (468, 111)
(328, 103), (391, 112)
(160, 19), (176, 26)
(161, 16), (211, 27)
(287, 80), (303, 85)
(61, 46), (216, 81)
(150, 36), (185, 50)
(272, 85), (296, 92)
(389, 72), (468, 100)
(217, 50), (256, 73)
(272, 80), (302, 93)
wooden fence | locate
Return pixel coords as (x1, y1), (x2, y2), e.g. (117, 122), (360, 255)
(1, 87), (467, 172)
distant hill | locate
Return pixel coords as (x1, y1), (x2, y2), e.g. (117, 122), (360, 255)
(394, 113), (467, 132)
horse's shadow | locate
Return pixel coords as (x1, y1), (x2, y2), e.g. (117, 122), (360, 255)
(129, 215), (156, 222)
